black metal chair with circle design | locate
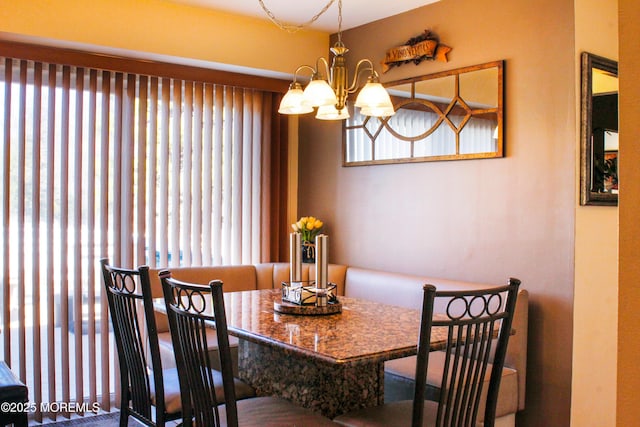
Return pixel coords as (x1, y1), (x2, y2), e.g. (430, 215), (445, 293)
(159, 270), (340, 427)
(101, 258), (184, 427)
(101, 259), (255, 427)
(334, 278), (520, 427)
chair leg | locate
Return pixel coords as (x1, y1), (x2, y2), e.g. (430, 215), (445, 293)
(119, 388), (130, 427)
(119, 409), (129, 427)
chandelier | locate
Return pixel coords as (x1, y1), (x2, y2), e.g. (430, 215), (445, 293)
(263, 0), (396, 120)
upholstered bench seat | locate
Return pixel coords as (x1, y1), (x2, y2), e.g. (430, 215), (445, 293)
(384, 352), (519, 420)
(0, 361), (28, 427)
(157, 330), (240, 376)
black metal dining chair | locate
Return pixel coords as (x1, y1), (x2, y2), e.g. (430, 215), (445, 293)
(101, 259), (183, 427)
(334, 278), (520, 427)
(102, 259), (255, 427)
(159, 270), (340, 427)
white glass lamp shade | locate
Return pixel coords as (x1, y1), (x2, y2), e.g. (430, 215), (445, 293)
(303, 79), (338, 107)
(354, 81), (395, 113)
(315, 104), (350, 120)
(360, 104), (396, 118)
(278, 82), (314, 114)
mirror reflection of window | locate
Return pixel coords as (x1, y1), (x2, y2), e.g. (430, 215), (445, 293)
(592, 67), (618, 95)
(344, 61), (504, 166)
(460, 118), (497, 154)
(604, 130), (618, 151)
(414, 116), (456, 157)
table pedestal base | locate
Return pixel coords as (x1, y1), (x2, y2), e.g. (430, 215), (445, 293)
(238, 340), (384, 418)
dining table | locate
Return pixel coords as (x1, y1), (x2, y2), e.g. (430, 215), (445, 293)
(155, 287), (451, 418)
(217, 288), (444, 418)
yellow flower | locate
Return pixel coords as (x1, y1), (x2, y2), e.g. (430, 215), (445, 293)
(306, 217), (316, 229)
(291, 216), (324, 242)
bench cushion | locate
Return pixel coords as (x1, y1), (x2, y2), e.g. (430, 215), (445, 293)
(150, 367), (255, 414)
(384, 352), (518, 420)
(158, 330), (240, 376)
(149, 265), (259, 332)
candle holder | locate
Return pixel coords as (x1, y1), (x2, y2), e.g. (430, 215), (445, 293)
(281, 281), (338, 306)
(276, 281), (342, 315)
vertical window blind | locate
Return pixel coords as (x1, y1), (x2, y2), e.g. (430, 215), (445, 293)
(0, 49), (285, 422)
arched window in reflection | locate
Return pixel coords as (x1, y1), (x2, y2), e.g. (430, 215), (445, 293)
(344, 61), (504, 166)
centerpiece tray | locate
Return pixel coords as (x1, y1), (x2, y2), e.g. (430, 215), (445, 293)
(273, 299), (342, 315)
(275, 280), (342, 315)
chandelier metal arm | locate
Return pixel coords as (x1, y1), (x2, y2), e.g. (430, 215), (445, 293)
(293, 64), (319, 82)
(292, 57), (332, 82)
(347, 59), (377, 93)
(315, 57), (331, 81)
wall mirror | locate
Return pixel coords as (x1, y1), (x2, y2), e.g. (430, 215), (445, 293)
(580, 52), (619, 206)
(343, 61), (504, 166)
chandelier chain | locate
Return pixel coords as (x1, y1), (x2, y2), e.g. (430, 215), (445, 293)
(258, 0), (336, 33)
(337, 0), (343, 44)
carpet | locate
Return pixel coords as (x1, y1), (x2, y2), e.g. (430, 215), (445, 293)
(36, 411), (156, 426)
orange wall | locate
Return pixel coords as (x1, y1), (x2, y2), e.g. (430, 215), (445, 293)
(298, 0), (576, 425)
(617, 0), (640, 424)
(0, 0), (328, 76)
(572, 0), (618, 425)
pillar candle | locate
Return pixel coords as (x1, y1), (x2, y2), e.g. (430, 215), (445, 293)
(315, 234), (328, 307)
(289, 232), (302, 282)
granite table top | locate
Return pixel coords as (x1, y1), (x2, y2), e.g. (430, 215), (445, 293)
(221, 288), (446, 366)
(155, 288), (451, 366)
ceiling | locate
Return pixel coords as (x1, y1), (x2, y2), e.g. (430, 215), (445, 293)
(170, 0), (440, 32)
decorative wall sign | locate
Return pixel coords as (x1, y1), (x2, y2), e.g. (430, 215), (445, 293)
(382, 30), (451, 73)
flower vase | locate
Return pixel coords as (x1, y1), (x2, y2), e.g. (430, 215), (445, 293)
(302, 241), (316, 264)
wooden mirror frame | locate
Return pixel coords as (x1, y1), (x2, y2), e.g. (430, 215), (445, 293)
(343, 61), (504, 166)
(580, 52), (619, 206)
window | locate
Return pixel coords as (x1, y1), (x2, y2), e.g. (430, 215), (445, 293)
(0, 43), (287, 422)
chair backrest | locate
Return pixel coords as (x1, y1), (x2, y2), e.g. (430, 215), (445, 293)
(100, 258), (167, 424)
(413, 278), (521, 427)
(159, 271), (238, 427)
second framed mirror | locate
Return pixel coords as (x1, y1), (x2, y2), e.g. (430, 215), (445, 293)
(580, 52), (618, 206)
